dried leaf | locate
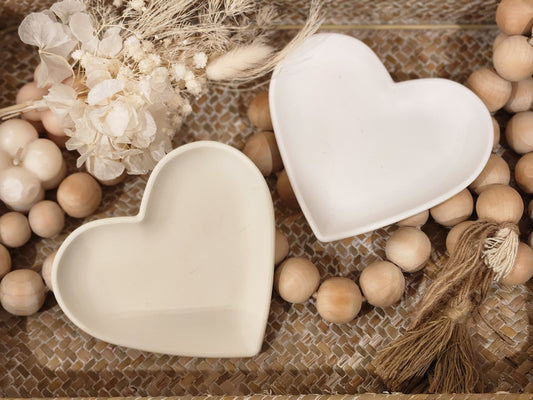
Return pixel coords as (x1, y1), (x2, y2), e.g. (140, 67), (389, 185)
(87, 79), (124, 105)
(86, 155), (125, 181)
(37, 52), (73, 87)
(42, 83), (80, 117)
(103, 104), (130, 137)
(19, 12), (77, 58)
(50, 0), (86, 23)
(69, 12), (97, 51)
(98, 28), (123, 57)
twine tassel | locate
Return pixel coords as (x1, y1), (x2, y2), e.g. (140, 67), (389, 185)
(371, 220), (519, 393)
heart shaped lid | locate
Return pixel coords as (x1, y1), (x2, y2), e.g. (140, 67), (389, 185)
(270, 33), (492, 242)
(53, 141), (275, 357)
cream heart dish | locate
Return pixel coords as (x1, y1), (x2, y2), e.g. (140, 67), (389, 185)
(269, 33), (492, 242)
(52, 141), (275, 357)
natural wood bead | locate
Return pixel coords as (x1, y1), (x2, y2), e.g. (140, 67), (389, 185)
(274, 257), (319, 303)
(500, 242), (533, 285)
(316, 277), (362, 323)
(493, 35), (533, 82)
(492, 116), (501, 150)
(243, 131), (283, 176)
(359, 261), (405, 307)
(465, 67), (511, 112)
(505, 79), (533, 113)
(496, 0), (533, 35)
(446, 220), (475, 255)
(476, 184), (524, 223)
(397, 210), (429, 228)
(57, 173), (102, 218)
(515, 152), (533, 193)
(274, 228), (289, 265)
(0, 244), (11, 279)
(276, 169), (299, 209)
(0, 269), (46, 316)
(469, 153), (510, 194)
(430, 189), (474, 226)
(0, 212), (32, 248)
(385, 227), (431, 273)
(505, 111), (533, 154)
(247, 91), (273, 130)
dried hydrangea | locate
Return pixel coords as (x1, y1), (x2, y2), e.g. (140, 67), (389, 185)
(12, 0), (321, 181)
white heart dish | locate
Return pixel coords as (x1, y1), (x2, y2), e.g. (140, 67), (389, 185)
(269, 33), (493, 242)
(52, 141), (275, 357)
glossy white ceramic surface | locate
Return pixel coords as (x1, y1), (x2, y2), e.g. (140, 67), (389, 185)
(270, 33), (492, 242)
(52, 141), (275, 357)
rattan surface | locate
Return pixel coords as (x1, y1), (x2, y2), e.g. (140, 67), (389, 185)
(0, 0), (532, 398)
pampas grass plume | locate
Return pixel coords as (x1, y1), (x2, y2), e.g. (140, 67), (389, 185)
(206, 43), (275, 81)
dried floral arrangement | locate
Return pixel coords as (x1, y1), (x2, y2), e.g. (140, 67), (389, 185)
(2, 0), (320, 181)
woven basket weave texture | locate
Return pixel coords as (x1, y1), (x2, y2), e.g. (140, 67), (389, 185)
(0, 0), (532, 398)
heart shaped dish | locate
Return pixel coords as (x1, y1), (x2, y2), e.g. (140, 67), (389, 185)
(52, 141), (275, 357)
(269, 33), (493, 242)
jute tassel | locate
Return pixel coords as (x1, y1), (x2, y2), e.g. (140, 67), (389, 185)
(371, 220), (519, 393)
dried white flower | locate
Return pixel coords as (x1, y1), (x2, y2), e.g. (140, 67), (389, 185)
(141, 40), (154, 53)
(185, 78), (202, 96)
(193, 52), (207, 69)
(71, 49), (83, 60)
(11, 0), (321, 181)
(130, 0), (144, 11)
(171, 63), (187, 81)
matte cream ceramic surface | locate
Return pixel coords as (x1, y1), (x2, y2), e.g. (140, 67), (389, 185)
(269, 33), (493, 242)
(52, 141), (275, 357)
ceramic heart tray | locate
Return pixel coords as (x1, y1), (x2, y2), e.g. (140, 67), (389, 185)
(52, 141), (275, 357)
(269, 33), (493, 242)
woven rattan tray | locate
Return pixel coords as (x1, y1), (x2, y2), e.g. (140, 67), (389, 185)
(1, 0), (532, 398)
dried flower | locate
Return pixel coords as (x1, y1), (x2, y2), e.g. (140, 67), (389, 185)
(10, 0), (321, 181)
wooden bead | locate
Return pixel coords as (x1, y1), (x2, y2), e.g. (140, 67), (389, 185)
(476, 184), (524, 223)
(28, 200), (65, 238)
(397, 210), (429, 228)
(0, 244), (11, 279)
(430, 189), (474, 226)
(500, 242), (533, 285)
(465, 67), (511, 112)
(41, 251), (56, 291)
(276, 169), (299, 209)
(446, 220), (475, 255)
(496, 0), (533, 35)
(359, 261), (405, 307)
(247, 91), (273, 130)
(16, 82), (48, 121)
(57, 172), (102, 218)
(469, 153), (510, 194)
(274, 228), (289, 265)
(529, 230), (533, 248)
(493, 32), (509, 52)
(385, 227), (431, 273)
(274, 257), (319, 303)
(316, 277), (362, 324)
(40, 109), (66, 136)
(0, 269), (45, 316)
(492, 116), (501, 151)
(493, 35), (533, 82)
(505, 79), (533, 113)
(243, 131), (283, 176)
(515, 152), (533, 193)
(505, 111), (533, 154)
(0, 212), (31, 248)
